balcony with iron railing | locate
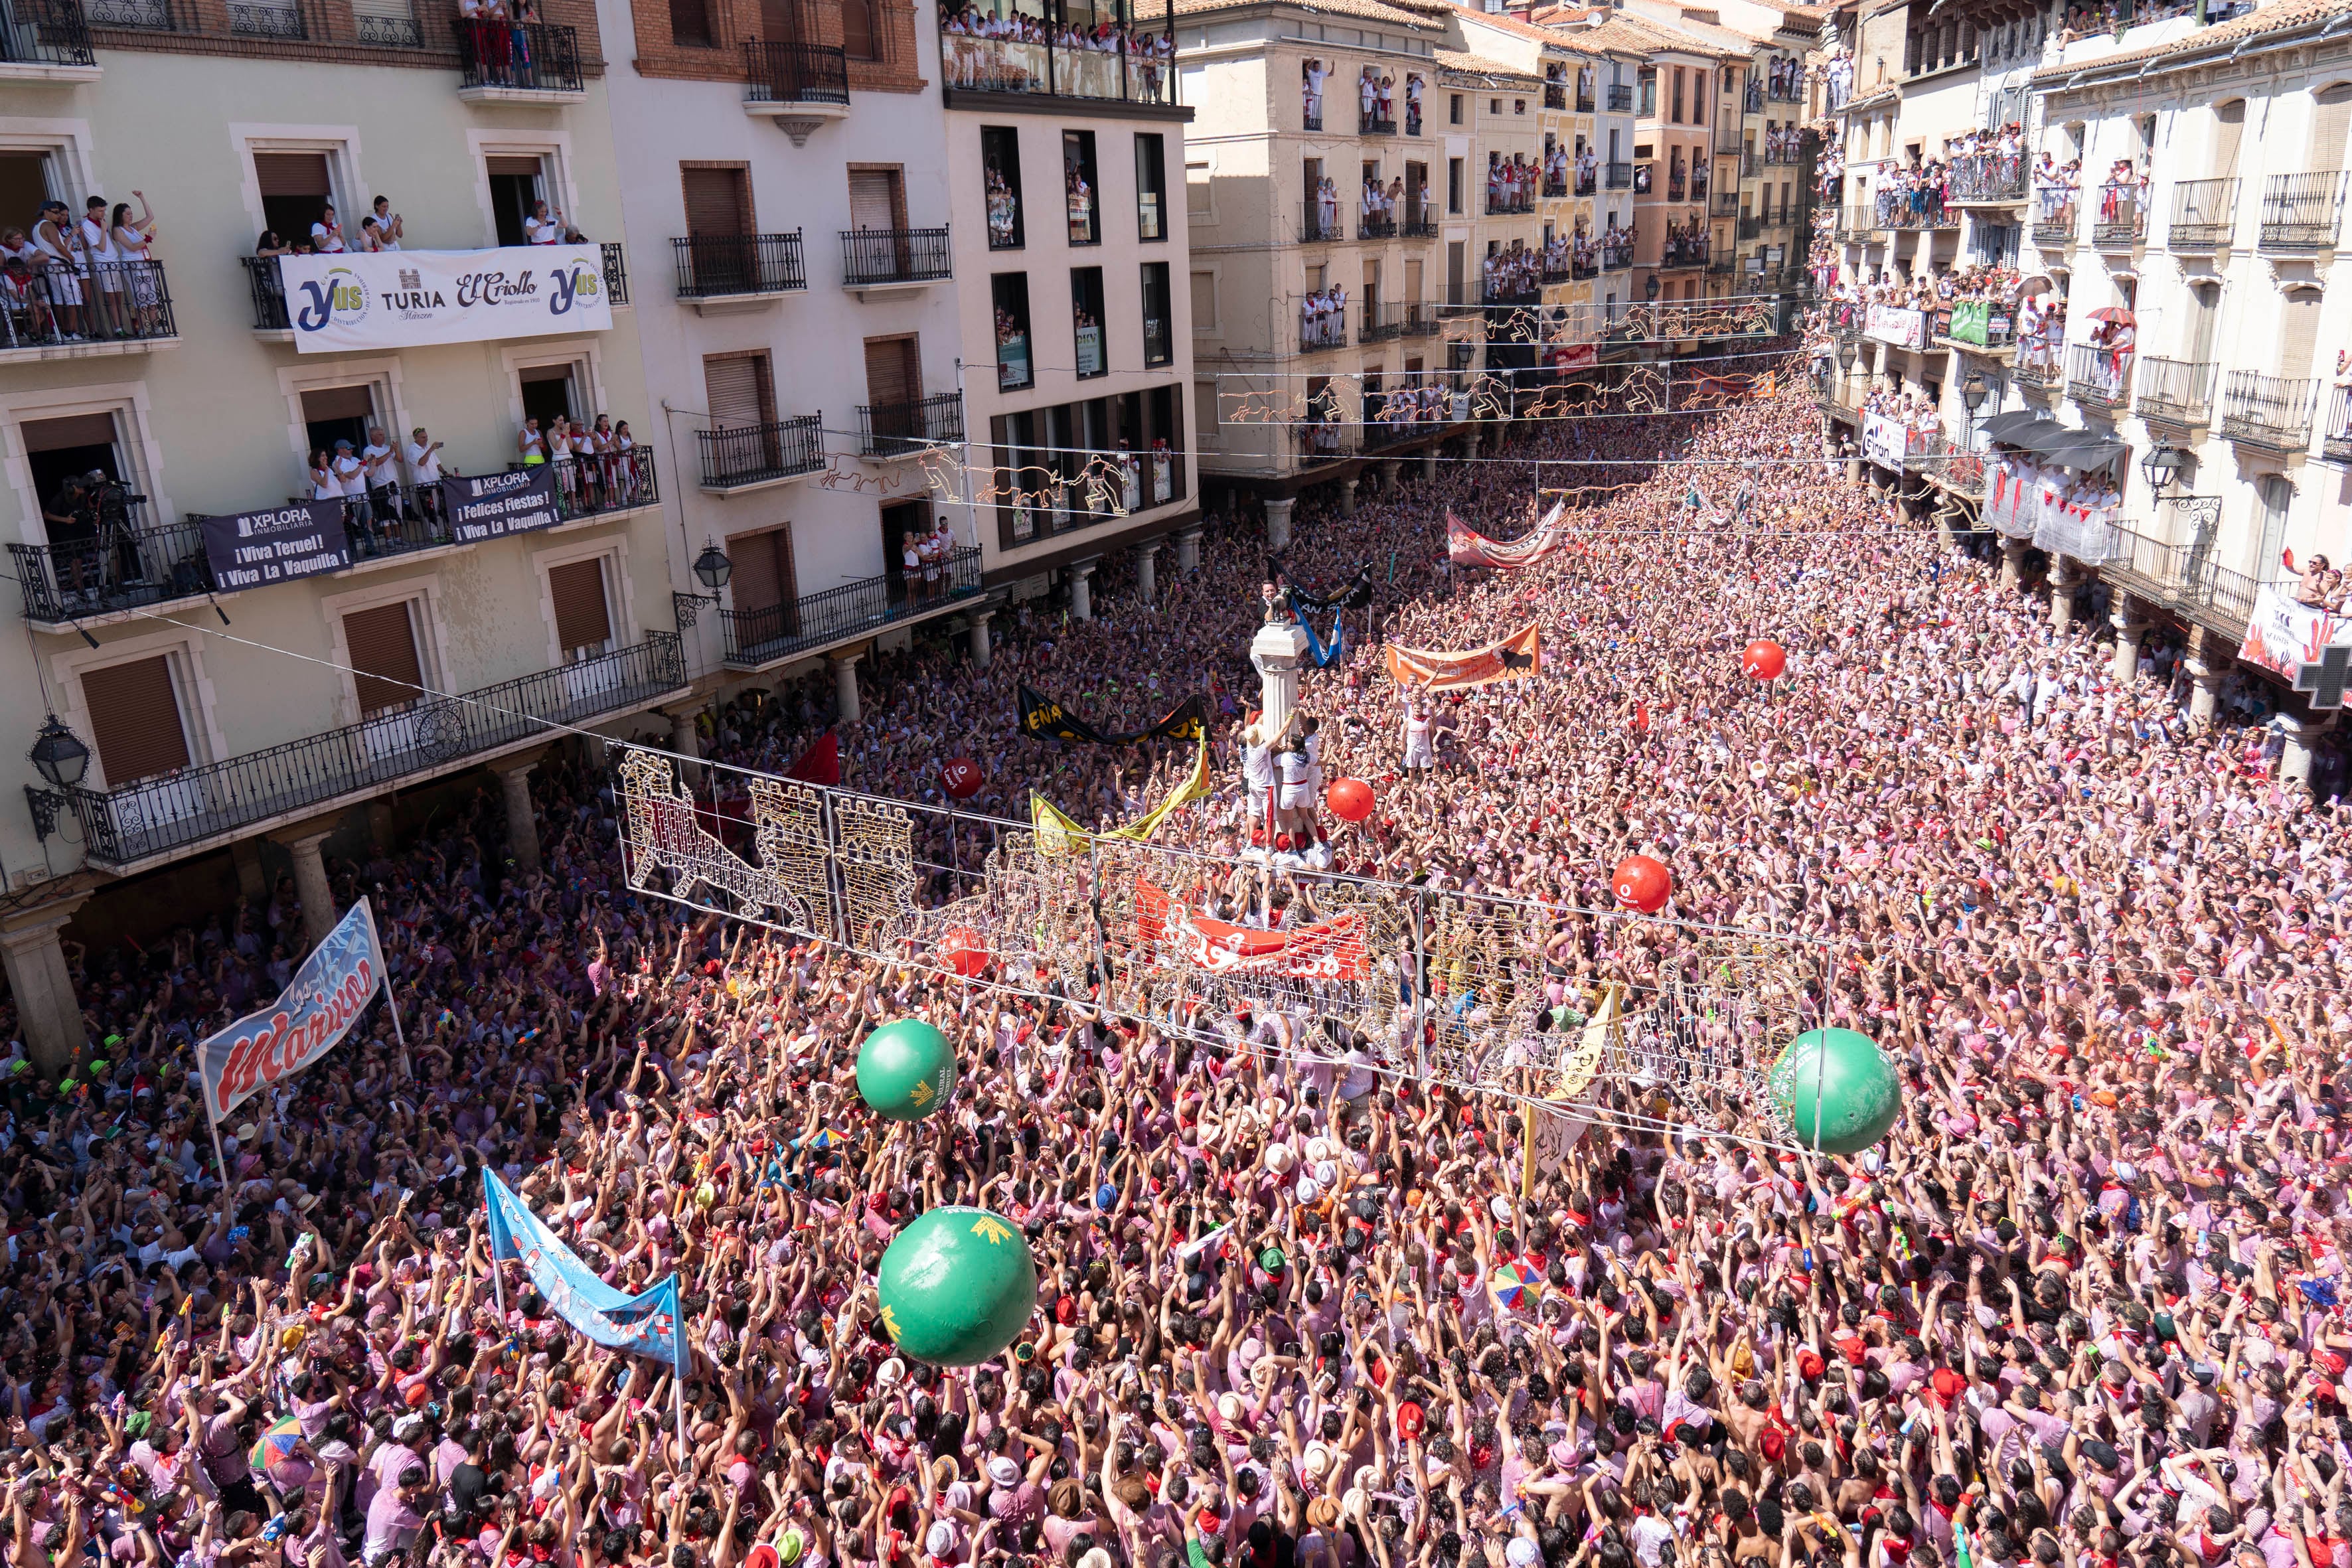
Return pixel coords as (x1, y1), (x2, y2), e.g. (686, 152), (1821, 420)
(671, 230), (807, 302)
(1666, 177), (1686, 202)
(840, 226), (952, 287)
(2219, 370), (2317, 453)
(856, 391), (964, 457)
(1570, 254), (1598, 279)
(937, 22), (1179, 105)
(1713, 189), (1739, 217)
(2090, 185), (2145, 248)
(1487, 191), (1535, 215)
(1604, 159), (1632, 189)
(2327, 386), (2352, 464)
(2167, 178), (2237, 250)
(1360, 110), (1395, 135)
(2258, 171), (2347, 252)
(698, 414), (824, 492)
(1301, 207), (1342, 244)
(2013, 336), (2062, 395)
(1401, 209), (1437, 238)
(2133, 356), (2215, 427)
(1607, 82), (1632, 111)
(1876, 191), (1955, 230)
(244, 246), (625, 333)
(1740, 149), (1761, 179)
(1357, 301), (1403, 343)
(2065, 342), (2132, 411)
(1401, 301), (1440, 337)
(0, 0), (97, 68)
(1543, 82), (1565, 110)
(1908, 432), (1984, 496)
(722, 548), (981, 669)
(2031, 189), (2076, 248)
(1761, 143), (1799, 167)
(1574, 169), (1597, 197)
(742, 37), (850, 108)
(33, 631), (685, 870)
(1601, 235), (1633, 270)
(1, 260), (177, 358)
(1948, 153), (2025, 205)
(1658, 236), (1709, 269)
(454, 13), (582, 96)
(1834, 203), (1873, 239)
(1577, 90), (1595, 112)
(1690, 170), (1709, 200)
(1543, 174), (1567, 198)
(1300, 308), (1346, 352)
(2100, 520), (2257, 634)
(1359, 210), (1397, 239)
(1737, 213), (1763, 241)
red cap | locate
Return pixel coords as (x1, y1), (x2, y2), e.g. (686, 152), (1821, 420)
(1397, 1401), (1426, 1440)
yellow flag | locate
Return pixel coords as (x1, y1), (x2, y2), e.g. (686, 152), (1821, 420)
(1031, 736), (1210, 856)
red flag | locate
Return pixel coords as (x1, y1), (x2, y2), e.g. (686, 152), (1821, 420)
(784, 731), (840, 786)
(1633, 702), (1650, 733)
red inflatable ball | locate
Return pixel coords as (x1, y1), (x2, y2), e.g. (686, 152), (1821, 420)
(1741, 639), (1788, 680)
(1612, 854), (1673, 913)
(939, 927), (988, 977)
(1325, 777), (1375, 823)
(940, 757), (985, 800)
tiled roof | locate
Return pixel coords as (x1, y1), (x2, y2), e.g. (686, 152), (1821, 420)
(1453, 2), (1602, 47)
(2031, 0), (2352, 80)
(1436, 44), (1545, 77)
(1840, 82), (1897, 110)
(1170, 0), (1441, 25)
(1602, 11), (1745, 54)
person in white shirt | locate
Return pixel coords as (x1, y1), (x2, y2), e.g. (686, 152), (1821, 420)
(310, 202), (347, 254)
(310, 450), (341, 504)
(360, 426), (402, 537)
(522, 201), (561, 245)
(330, 439), (369, 541)
(78, 197), (123, 339)
(1401, 700), (1434, 771)
(406, 428), (446, 528)
(368, 197), (404, 251)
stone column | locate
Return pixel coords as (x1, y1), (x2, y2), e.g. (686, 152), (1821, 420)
(0, 898), (88, 1081)
(831, 653), (862, 724)
(1134, 542), (1160, 606)
(496, 761), (540, 875)
(1264, 498), (1295, 553)
(1847, 456), (1865, 486)
(286, 829), (336, 949)
(2185, 656), (2225, 725)
(1421, 451), (1437, 482)
(667, 704), (703, 785)
(1252, 619), (1312, 738)
(1998, 537), (2028, 590)
(1175, 528), (1204, 574)
(230, 839), (268, 902)
(1379, 459), (1403, 494)
(2047, 562), (2079, 632)
(2110, 596), (2148, 685)
(2281, 712), (2337, 787)
(968, 609), (994, 670)
(1068, 558), (1098, 622)
(1338, 478), (1358, 517)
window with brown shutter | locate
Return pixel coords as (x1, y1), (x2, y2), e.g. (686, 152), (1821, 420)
(22, 412), (121, 453)
(255, 151), (335, 244)
(681, 166), (752, 237)
(342, 602), (425, 716)
(670, 0), (714, 48)
(548, 559), (614, 659)
(862, 337), (919, 410)
(80, 656), (191, 788)
(301, 385), (377, 424)
(848, 169), (903, 232)
(725, 527), (799, 648)
(842, 0), (878, 58)
(704, 353), (776, 429)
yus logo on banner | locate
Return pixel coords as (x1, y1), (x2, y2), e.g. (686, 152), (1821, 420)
(279, 246), (613, 353)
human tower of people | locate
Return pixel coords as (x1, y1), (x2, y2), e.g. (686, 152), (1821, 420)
(9, 361), (2352, 1568)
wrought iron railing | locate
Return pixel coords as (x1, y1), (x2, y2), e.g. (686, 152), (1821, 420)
(2327, 386), (2352, 463)
(1360, 110), (1395, 134)
(80, 0), (173, 25)
(1359, 211), (1397, 238)
(722, 550), (980, 668)
(939, 27), (1178, 104)
(856, 391), (963, 456)
(454, 15), (582, 92)
(2065, 343), (2132, 410)
(1402, 301), (1440, 337)
(1907, 432), (1983, 495)
(1300, 208), (1341, 244)
(698, 414), (824, 488)
(840, 226), (952, 285)
(2013, 335), (2061, 392)
(1948, 153), (2024, 203)
(1607, 83), (1632, 111)
(2031, 189), (2076, 246)
(1299, 311), (1345, 352)
(672, 231), (807, 297)
(1603, 160), (1631, 190)
(2100, 518), (2255, 631)
(1737, 214), (1762, 241)
(2258, 171), (2347, 251)
(1571, 256), (1597, 279)
(1543, 175), (1567, 198)
(1600, 236), (1632, 270)
(1575, 169), (1597, 196)
(40, 633), (684, 868)
(2, 260), (176, 349)
(1486, 192), (1535, 215)
(2168, 177), (2237, 249)
(1876, 191), (1954, 230)
(0, 0), (96, 63)
(1542, 83), (1565, 110)
(1401, 212), (1437, 238)
(743, 37), (850, 104)
(2090, 184), (2144, 247)
(1357, 302), (1403, 343)
(2134, 356), (2215, 426)
(2219, 370), (2317, 452)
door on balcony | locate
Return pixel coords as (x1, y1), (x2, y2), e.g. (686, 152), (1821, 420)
(0, 153), (54, 234)
(726, 525), (799, 649)
(488, 155), (551, 247)
(302, 386), (378, 480)
(80, 654), (192, 791)
(22, 412), (125, 552)
(704, 352), (780, 480)
(864, 336), (921, 445)
(343, 601), (426, 720)
(256, 151), (337, 246)
(682, 165), (755, 293)
(520, 364), (584, 437)
(1446, 240), (1463, 305)
(879, 501), (927, 603)
(548, 558), (616, 662)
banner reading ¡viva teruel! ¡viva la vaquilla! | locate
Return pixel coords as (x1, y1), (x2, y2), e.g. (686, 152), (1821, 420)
(196, 898), (387, 1122)
(275, 246), (613, 354)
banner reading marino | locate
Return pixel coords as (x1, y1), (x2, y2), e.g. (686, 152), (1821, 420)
(277, 246), (613, 354)
(197, 898), (386, 1123)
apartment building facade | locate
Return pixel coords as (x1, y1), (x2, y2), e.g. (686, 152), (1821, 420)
(943, 1), (1202, 609)
(1615, 16), (1728, 305)
(1178, 0), (1475, 525)
(597, 0), (984, 710)
(0, 0), (681, 1069)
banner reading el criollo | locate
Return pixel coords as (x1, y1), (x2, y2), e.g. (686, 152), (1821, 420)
(277, 246), (613, 353)
(198, 899), (385, 1121)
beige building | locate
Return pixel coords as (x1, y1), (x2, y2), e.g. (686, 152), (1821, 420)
(0, 0), (680, 1070)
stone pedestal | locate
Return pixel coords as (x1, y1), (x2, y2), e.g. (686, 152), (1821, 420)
(2282, 712), (2337, 787)
(496, 761), (540, 875)
(1068, 558), (1098, 621)
(1998, 537), (2027, 589)
(1134, 542), (1160, 605)
(1264, 498), (1294, 553)
(285, 829), (336, 949)
(1338, 479), (1358, 517)
(667, 705), (704, 785)
(831, 652), (863, 724)
(1252, 621), (1312, 738)
(968, 609), (994, 669)
(1176, 528), (1204, 574)
(0, 898), (88, 1081)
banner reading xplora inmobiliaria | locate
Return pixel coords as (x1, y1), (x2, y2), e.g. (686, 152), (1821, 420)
(277, 246), (612, 353)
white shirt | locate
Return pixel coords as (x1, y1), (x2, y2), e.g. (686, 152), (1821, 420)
(333, 454), (367, 497)
(523, 214), (560, 245)
(406, 441), (442, 484)
(361, 441), (396, 488)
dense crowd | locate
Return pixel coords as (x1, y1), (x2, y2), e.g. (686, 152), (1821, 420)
(13, 364), (2352, 1568)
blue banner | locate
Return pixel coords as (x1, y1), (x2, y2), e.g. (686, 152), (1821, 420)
(483, 1172), (686, 1372)
(1293, 605), (1346, 667)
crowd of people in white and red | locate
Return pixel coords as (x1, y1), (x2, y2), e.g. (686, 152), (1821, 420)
(11, 356), (2352, 1568)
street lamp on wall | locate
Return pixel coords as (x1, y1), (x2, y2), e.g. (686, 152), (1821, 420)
(25, 713), (92, 843)
(671, 540), (736, 629)
(2140, 444), (2184, 495)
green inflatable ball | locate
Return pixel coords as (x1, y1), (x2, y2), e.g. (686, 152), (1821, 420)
(876, 1206), (1038, 1365)
(1768, 1028), (1901, 1155)
(856, 1018), (956, 1122)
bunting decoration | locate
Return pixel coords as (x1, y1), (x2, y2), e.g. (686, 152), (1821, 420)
(1384, 623), (1542, 691)
(1447, 500), (1568, 570)
(1018, 685), (1208, 746)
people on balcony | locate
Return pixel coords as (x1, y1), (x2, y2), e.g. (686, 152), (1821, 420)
(1575, 143), (1597, 194)
(1312, 173), (1340, 237)
(1300, 284), (1348, 349)
(1486, 151), (1534, 212)
(1360, 175), (1399, 232)
(1301, 56), (1326, 125)
(1480, 243), (1538, 300)
(984, 161), (1019, 244)
(1359, 64), (1393, 126)
(1873, 156), (1948, 227)
(1403, 70), (1423, 134)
